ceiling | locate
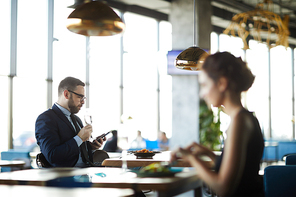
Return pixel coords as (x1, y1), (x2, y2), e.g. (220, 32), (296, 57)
(105, 0), (296, 46)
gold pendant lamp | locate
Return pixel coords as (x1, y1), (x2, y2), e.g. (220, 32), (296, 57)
(175, 0), (208, 71)
(223, 0), (289, 49)
(67, 0), (125, 36)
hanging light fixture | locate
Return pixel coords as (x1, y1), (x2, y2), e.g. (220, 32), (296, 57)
(66, 0), (125, 36)
(223, 0), (290, 49)
(175, 0), (208, 71)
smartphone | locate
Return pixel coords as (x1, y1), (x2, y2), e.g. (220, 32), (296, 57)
(95, 131), (111, 141)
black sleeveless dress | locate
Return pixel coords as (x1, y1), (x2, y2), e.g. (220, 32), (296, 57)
(215, 109), (265, 197)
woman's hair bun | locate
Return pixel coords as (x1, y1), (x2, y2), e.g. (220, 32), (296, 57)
(202, 52), (255, 92)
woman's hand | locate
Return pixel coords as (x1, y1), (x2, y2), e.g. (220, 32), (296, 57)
(171, 142), (214, 162)
(186, 142), (211, 156)
(170, 145), (196, 163)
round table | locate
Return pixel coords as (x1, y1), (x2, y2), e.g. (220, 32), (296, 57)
(0, 160), (26, 169)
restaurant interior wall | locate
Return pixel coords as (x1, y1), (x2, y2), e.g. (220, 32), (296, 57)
(1, 0), (296, 153)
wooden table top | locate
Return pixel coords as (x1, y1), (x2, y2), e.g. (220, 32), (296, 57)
(102, 158), (192, 167)
(102, 151), (214, 168)
(0, 160), (26, 168)
(0, 167), (202, 196)
(0, 185), (134, 197)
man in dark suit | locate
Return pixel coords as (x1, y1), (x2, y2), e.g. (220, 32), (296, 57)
(35, 77), (105, 167)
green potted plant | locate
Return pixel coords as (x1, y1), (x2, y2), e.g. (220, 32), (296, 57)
(199, 99), (223, 151)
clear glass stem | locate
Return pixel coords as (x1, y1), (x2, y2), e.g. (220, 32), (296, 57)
(121, 149), (128, 171)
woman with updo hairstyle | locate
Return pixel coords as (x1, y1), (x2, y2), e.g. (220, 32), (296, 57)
(171, 52), (264, 197)
(202, 51), (255, 93)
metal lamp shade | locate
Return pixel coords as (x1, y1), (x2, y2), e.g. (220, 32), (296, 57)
(175, 47), (208, 71)
(67, 1), (125, 36)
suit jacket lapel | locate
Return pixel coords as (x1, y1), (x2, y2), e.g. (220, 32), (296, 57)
(52, 104), (76, 134)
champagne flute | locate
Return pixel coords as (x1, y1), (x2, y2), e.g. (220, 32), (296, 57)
(84, 114), (92, 125)
(121, 137), (129, 172)
(84, 108), (93, 141)
(84, 108), (92, 125)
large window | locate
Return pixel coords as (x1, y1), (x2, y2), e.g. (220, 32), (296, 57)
(0, 0), (10, 152)
(246, 40), (269, 138)
(122, 13), (159, 142)
(53, 0), (86, 97)
(13, 78), (47, 140)
(219, 34), (245, 59)
(0, 77), (9, 151)
(12, 0), (48, 149)
(270, 46), (293, 139)
(0, 1), (10, 76)
(17, 0), (47, 78)
(88, 33), (122, 137)
(159, 21), (172, 138)
(217, 34), (245, 134)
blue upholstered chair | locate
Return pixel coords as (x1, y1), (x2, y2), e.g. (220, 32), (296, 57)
(285, 154), (296, 165)
(145, 140), (159, 151)
(1, 150), (32, 172)
(264, 165), (296, 197)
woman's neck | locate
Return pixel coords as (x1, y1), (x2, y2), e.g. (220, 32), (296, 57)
(222, 92), (243, 118)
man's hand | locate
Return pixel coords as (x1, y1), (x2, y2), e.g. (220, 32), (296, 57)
(77, 125), (93, 142)
(90, 137), (106, 150)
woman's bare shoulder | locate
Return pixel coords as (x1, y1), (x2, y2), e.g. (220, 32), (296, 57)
(233, 109), (256, 135)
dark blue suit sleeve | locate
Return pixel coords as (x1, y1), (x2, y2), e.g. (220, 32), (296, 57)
(35, 109), (80, 167)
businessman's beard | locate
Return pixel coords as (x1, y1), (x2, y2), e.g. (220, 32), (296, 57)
(68, 96), (81, 114)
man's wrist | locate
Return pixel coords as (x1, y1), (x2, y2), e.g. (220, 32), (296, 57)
(74, 135), (83, 146)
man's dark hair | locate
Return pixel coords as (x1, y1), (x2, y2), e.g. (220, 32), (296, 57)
(58, 77), (85, 96)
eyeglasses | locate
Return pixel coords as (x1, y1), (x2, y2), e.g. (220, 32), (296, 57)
(67, 89), (86, 102)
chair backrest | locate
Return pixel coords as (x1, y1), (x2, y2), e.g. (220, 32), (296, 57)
(93, 150), (109, 166)
(145, 140), (159, 150)
(264, 165), (296, 197)
(285, 154), (296, 165)
(36, 153), (51, 168)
